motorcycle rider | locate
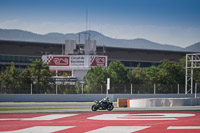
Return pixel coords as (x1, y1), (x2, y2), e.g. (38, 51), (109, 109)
(100, 97), (110, 108)
(91, 96), (114, 111)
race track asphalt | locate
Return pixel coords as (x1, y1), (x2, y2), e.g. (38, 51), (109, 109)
(1, 112), (200, 132)
(0, 102), (200, 113)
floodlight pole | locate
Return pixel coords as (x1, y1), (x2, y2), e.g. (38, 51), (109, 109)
(185, 54), (189, 94)
(191, 55), (194, 94)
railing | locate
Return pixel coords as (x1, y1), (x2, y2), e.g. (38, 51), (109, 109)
(0, 82), (196, 94)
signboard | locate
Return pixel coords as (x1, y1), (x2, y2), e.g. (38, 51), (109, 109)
(54, 77), (76, 85)
(42, 55), (107, 67)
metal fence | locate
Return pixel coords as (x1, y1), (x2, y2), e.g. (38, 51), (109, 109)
(1, 82), (198, 94)
(89, 84), (186, 94)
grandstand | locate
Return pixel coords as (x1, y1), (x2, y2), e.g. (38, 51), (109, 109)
(0, 40), (190, 69)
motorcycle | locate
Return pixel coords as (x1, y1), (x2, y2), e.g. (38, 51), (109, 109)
(91, 100), (114, 111)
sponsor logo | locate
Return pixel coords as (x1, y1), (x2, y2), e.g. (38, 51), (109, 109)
(90, 56), (106, 66)
(49, 57), (69, 66)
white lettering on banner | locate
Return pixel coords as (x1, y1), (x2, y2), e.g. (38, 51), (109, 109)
(0, 126), (75, 133)
(86, 126), (150, 133)
(0, 114), (78, 121)
(168, 126), (200, 129)
(87, 113), (195, 120)
(70, 56), (86, 66)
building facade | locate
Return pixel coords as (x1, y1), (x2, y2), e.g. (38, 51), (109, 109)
(0, 40), (190, 81)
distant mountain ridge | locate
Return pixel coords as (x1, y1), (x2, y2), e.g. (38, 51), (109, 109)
(185, 42), (200, 52)
(0, 28), (199, 52)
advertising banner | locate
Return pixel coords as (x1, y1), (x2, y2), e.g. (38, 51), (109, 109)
(42, 55), (107, 67)
(48, 56), (69, 66)
(90, 56), (106, 67)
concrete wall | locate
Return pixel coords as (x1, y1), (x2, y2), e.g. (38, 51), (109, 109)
(129, 98), (200, 108)
(0, 94), (199, 102)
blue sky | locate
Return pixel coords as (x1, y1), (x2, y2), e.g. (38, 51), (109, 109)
(0, 0), (200, 47)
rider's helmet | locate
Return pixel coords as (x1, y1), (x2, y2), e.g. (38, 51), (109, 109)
(104, 97), (109, 102)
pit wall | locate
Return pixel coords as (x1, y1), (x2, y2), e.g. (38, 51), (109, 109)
(0, 94), (199, 102)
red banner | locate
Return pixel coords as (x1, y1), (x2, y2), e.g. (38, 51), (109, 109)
(48, 56), (69, 66)
(90, 56), (106, 66)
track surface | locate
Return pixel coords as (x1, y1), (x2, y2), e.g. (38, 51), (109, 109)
(0, 102), (94, 108)
(0, 112), (200, 133)
(1, 102), (200, 114)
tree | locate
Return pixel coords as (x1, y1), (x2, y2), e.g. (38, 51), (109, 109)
(150, 60), (185, 93)
(21, 67), (32, 85)
(127, 64), (148, 93)
(107, 61), (128, 93)
(107, 61), (128, 84)
(145, 65), (160, 84)
(84, 66), (108, 93)
(0, 62), (22, 93)
(128, 64), (146, 84)
(194, 69), (200, 83)
(27, 59), (53, 93)
(158, 60), (185, 85)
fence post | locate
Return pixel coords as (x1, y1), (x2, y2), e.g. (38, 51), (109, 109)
(178, 84), (180, 94)
(195, 83), (197, 98)
(81, 83), (84, 94)
(131, 84), (132, 95)
(56, 84), (58, 94)
(4, 86), (6, 94)
(124, 84), (127, 94)
(31, 83), (33, 94)
(154, 84), (156, 94)
(101, 85), (103, 94)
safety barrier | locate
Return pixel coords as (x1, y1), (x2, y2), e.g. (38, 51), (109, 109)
(128, 98), (200, 108)
(0, 94), (199, 102)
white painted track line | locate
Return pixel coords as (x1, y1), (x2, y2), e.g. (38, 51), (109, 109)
(86, 126), (150, 133)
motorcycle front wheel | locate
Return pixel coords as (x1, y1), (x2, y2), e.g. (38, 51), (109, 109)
(107, 104), (114, 111)
(91, 105), (98, 111)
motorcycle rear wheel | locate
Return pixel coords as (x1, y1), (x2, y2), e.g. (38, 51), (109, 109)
(107, 104), (114, 111)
